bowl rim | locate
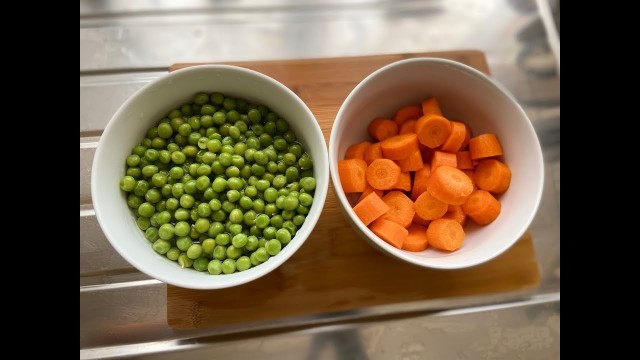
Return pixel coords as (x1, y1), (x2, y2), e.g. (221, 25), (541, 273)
(328, 57), (544, 269)
(91, 64), (329, 289)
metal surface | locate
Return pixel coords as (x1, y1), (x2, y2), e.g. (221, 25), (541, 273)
(80, 0), (560, 358)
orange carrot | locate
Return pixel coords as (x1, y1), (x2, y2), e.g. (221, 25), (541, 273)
(368, 118), (399, 142)
(402, 223), (429, 251)
(369, 218), (408, 249)
(460, 123), (472, 150)
(396, 150), (424, 172)
(399, 119), (417, 135)
(439, 121), (467, 153)
(474, 159), (512, 194)
(430, 151), (457, 171)
(412, 212), (432, 227)
(414, 191), (448, 220)
(416, 114), (451, 148)
(363, 142), (383, 165)
(456, 151), (474, 170)
(421, 97), (443, 117)
(394, 105), (423, 126)
(426, 219), (465, 251)
(392, 171), (412, 191)
(344, 141), (371, 161)
(411, 164), (431, 200)
(366, 158), (402, 190)
(442, 205), (467, 227)
(381, 191), (415, 228)
(338, 159), (368, 193)
(380, 133), (420, 160)
(462, 190), (501, 225)
(462, 169), (478, 190)
(353, 192), (390, 226)
(357, 183), (384, 204)
(469, 133), (503, 160)
(426, 165), (474, 205)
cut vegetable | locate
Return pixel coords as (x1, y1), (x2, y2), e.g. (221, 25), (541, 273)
(416, 114), (451, 148)
(426, 165), (474, 205)
(440, 121), (467, 152)
(363, 142), (383, 165)
(369, 218), (408, 249)
(380, 133), (420, 160)
(381, 191), (415, 228)
(426, 219), (465, 251)
(392, 171), (412, 191)
(344, 141), (371, 161)
(430, 150), (457, 171)
(414, 191), (448, 220)
(469, 133), (503, 160)
(366, 158), (402, 190)
(338, 158), (368, 193)
(368, 117), (399, 141)
(394, 105), (423, 126)
(353, 191), (390, 226)
(456, 151), (474, 170)
(462, 189), (501, 225)
(396, 150), (424, 172)
(411, 164), (431, 200)
(474, 159), (512, 194)
(421, 97), (443, 117)
(402, 223), (429, 251)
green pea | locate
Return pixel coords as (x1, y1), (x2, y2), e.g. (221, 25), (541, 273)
(186, 244), (203, 259)
(283, 221), (297, 236)
(126, 167), (142, 179)
(137, 202), (155, 217)
(192, 257), (209, 272)
(195, 218), (210, 233)
(221, 258), (236, 274)
(276, 228), (292, 244)
(253, 199), (265, 213)
(201, 238), (216, 254)
(264, 203), (278, 216)
(174, 208), (190, 221)
(256, 214), (270, 229)
(208, 259), (223, 275)
(166, 247), (181, 261)
(300, 177), (317, 191)
(283, 196), (299, 211)
(145, 227), (159, 242)
(226, 245), (242, 260)
(213, 245), (227, 260)
(174, 221), (191, 237)
(232, 233), (248, 248)
(265, 239), (282, 255)
(227, 177), (244, 190)
(136, 216), (151, 231)
(270, 215), (284, 229)
(180, 194), (195, 208)
(227, 190), (241, 203)
(264, 187), (278, 203)
(228, 223), (243, 235)
(263, 226), (277, 240)
(152, 239), (171, 254)
(178, 253), (194, 268)
(293, 214), (306, 226)
(272, 175), (287, 189)
(158, 223), (175, 240)
(255, 247), (269, 262)
(281, 209), (295, 220)
(236, 256), (251, 271)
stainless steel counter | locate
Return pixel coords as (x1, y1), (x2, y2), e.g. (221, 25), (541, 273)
(80, 0), (560, 358)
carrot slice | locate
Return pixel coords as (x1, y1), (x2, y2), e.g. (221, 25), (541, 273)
(368, 118), (399, 142)
(426, 219), (465, 251)
(369, 218), (408, 249)
(338, 159), (368, 193)
(426, 165), (474, 205)
(411, 164), (432, 200)
(474, 159), (512, 194)
(414, 191), (448, 220)
(396, 150), (424, 172)
(353, 192), (390, 226)
(344, 141), (371, 161)
(394, 105), (423, 126)
(416, 114), (451, 148)
(357, 183), (384, 204)
(469, 133), (503, 160)
(421, 97), (443, 117)
(399, 119), (417, 135)
(440, 121), (467, 152)
(456, 151), (474, 170)
(430, 151), (457, 171)
(366, 159), (401, 190)
(412, 212), (432, 227)
(381, 191), (415, 228)
(442, 205), (467, 227)
(380, 133), (420, 160)
(392, 171), (412, 191)
(402, 223), (429, 251)
(460, 123), (473, 150)
(363, 142), (383, 165)
(462, 190), (501, 225)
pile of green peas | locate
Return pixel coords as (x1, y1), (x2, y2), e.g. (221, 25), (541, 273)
(119, 92), (317, 275)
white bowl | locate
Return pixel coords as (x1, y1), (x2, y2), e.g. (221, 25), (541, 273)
(329, 58), (544, 269)
(92, 65), (329, 289)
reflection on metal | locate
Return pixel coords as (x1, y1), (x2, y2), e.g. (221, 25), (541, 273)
(80, 0), (559, 358)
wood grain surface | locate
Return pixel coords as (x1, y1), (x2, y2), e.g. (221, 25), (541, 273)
(166, 50), (539, 329)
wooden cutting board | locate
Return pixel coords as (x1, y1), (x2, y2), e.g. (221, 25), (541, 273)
(166, 50), (540, 329)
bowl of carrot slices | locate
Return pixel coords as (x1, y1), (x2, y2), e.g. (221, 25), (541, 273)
(329, 58), (544, 269)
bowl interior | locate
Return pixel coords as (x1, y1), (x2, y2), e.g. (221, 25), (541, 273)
(92, 65), (329, 289)
(330, 58), (543, 269)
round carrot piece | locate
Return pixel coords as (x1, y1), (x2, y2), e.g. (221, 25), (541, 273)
(366, 159), (401, 190)
(337, 159), (368, 193)
(421, 97), (443, 117)
(363, 142), (383, 165)
(399, 119), (417, 135)
(414, 191), (448, 220)
(380, 133), (419, 160)
(426, 219), (465, 251)
(468, 133), (503, 160)
(462, 190), (501, 225)
(402, 223), (429, 251)
(416, 114), (451, 148)
(474, 159), (512, 194)
(440, 121), (467, 153)
(394, 105), (423, 126)
(369, 218), (408, 249)
(426, 166), (474, 205)
(381, 191), (415, 228)
(344, 141), (371, 161)
(368, 118), (399, 141)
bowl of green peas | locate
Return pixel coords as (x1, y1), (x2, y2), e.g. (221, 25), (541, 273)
(91, 65), (329, 289)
